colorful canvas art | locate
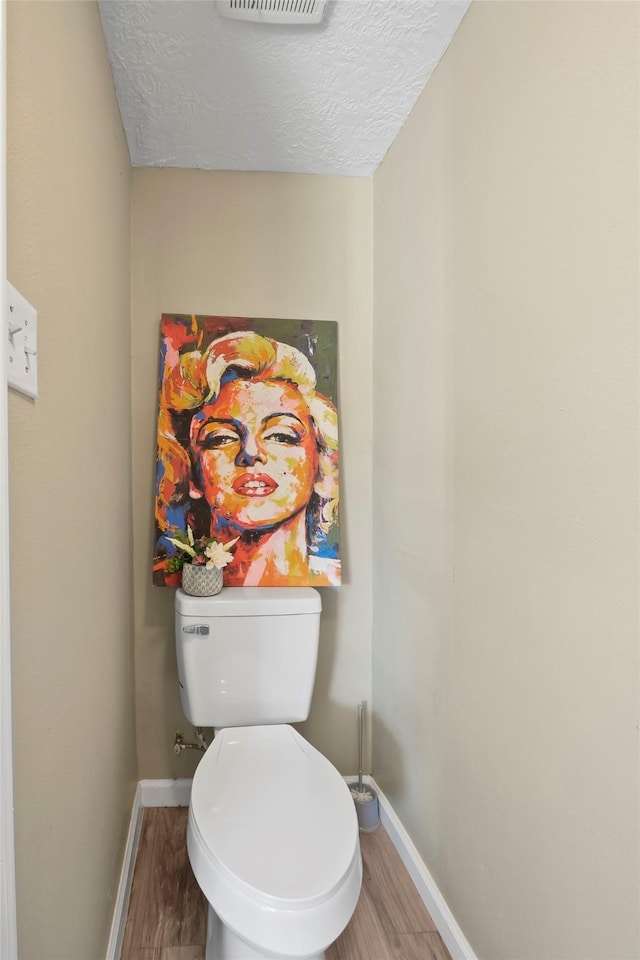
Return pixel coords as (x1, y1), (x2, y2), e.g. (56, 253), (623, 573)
(153, 315), (341, 588)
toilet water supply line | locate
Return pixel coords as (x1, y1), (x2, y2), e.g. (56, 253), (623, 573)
(174, 728), (209, 756)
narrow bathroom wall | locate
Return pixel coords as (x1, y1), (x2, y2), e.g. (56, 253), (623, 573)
(131, 169), (373, 778)
(373, 2), (639, 959)
(7, 2), (137, 958)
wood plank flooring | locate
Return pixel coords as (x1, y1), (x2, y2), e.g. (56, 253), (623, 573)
(122, 809), (206, 959)
(121, 807), (451, 960)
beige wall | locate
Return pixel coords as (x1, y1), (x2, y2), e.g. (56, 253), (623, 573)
(373, 3), (639, 959)
(131, 169), (372, 779)
(7, 3), (137, 958)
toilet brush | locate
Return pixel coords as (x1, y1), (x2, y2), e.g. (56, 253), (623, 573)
(350, 702), (380, 832)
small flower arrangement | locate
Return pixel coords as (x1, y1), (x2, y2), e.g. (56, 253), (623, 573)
(165, 526), (239, 574)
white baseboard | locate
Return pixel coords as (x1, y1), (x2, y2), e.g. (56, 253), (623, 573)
(370, 777), (477, 960)
(107, 776), (475, 960)
(105, 783), (142, 960)
(139, 778), (192, 807)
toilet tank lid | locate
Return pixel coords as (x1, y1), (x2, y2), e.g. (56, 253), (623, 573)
(175, 586), (321, 617)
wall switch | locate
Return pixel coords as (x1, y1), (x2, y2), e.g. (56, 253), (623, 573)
(7, 283), (38, 399)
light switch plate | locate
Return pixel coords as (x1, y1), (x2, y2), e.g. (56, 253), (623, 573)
(7, 283), (38, 399)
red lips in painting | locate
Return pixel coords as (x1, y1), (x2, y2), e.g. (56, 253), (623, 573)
(232, 473), (278, 497)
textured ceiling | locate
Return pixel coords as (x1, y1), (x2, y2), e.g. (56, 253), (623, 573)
(99, 0), (469, 177)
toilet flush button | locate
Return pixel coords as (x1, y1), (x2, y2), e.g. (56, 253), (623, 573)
(183, 624), (210, 635)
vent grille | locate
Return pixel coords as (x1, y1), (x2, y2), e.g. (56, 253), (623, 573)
(218, 0), (327, 25)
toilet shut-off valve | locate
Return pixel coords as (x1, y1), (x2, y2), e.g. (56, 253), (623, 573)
(173, 728), (209, 756)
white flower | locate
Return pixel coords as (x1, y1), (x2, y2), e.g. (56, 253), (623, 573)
(204, 537), (239, 570)
(187, 525), (195, 547)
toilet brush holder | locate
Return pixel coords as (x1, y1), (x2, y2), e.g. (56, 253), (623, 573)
(350, 702), (380, 832)
(351, 783), (380, 832)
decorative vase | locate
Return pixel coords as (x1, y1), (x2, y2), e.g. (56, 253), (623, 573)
(181, 563), (223, 597)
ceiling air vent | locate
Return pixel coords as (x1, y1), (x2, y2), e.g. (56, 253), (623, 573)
(217, 0), (328, 25)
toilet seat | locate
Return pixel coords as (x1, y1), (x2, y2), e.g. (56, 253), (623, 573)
(188, 724), (362, 958)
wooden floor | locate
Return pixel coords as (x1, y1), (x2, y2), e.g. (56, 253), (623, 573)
(121, 807), (451, 960)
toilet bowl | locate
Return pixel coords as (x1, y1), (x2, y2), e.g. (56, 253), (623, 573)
(187, 724), (362, 960)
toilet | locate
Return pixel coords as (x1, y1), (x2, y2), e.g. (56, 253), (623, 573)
(175, 586), (362, 960)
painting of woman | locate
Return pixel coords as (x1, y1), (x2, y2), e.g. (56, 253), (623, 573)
(154, 317), (340, 587)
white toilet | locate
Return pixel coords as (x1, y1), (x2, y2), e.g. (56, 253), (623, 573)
(175, 586), (362, 960)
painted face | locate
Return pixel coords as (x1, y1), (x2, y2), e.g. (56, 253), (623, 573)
(190, 378), (319, 531)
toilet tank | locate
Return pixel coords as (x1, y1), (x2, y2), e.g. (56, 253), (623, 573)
(175, 587), (322, 727)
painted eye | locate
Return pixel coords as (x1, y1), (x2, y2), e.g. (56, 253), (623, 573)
(264, 430), (301, 445)
(199, 431), (238, 449)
